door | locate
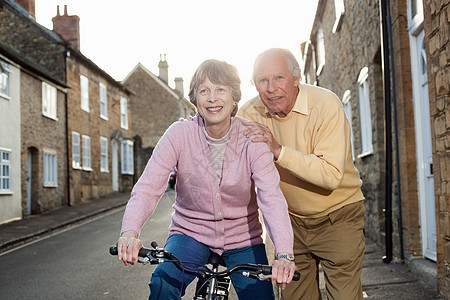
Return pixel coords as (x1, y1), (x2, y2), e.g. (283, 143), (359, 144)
(112, 140), (119, 192)
(27, 149), (32, 215)
(411, 29), (436, 261)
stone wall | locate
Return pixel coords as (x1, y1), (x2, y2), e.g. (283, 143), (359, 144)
(66, 53), (133, 203)
(423, 0), (450, 296)
(0, 0), (66, 82)
(20, 71), (67, 214)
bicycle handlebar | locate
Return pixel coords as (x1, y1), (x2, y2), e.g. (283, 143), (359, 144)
(109, 244), (300, 281)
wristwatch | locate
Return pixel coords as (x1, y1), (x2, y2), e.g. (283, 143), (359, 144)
(277, 253), (295, 261)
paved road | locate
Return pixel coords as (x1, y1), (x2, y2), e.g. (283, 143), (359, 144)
(0, 192), (176, 299)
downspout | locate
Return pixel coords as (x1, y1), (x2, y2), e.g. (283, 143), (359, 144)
(387, 12), (404, 260)
(64, 48), (71, 206)
(379, 0), (393, 263)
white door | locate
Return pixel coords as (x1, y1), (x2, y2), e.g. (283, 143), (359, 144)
(412, 29), (436, 261)
(112, 140), (119, 192)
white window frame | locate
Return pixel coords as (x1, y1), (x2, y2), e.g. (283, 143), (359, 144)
(80, 75), (90, 112)
(42, 82), (57, 120)
(100, 136), (109, 173)
(408, 0), (424, 34)
(99, 82), (108, 120)
(0, 148), (12, 193)
(120, 96), (128, 129)
(121, 140), (134, 175)
(316, 26), (326, 76)
(43, 150), (58, 187)
(357, 67), (373, 157)
(333, 0), (345, 33)
(82, 135), (92, 171)
(72, 132), (81, 169)
(342, 90), (355, 160)
(0, 60), (12, 99)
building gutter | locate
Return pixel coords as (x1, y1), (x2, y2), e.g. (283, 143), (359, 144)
(379, 0), (393, 263)
(64, 48), (71, 207)
(387, 12), (405, 260)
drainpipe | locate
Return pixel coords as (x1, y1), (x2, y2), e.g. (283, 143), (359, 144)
(379, 0), (393, 263)
(64, 48), (71, 206)
(387, 11), (404, 260)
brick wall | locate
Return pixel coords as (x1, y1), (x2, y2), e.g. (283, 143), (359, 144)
(20, 71), (67, 214)
(423, 0), (450, 296)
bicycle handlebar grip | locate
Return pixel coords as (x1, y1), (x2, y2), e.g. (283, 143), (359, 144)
(109, 246), (152, 258)
(110, 245), (118, 255)
(261, 265), (300, 281)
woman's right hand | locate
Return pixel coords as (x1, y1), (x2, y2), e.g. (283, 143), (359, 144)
(117, 230), (142, 266)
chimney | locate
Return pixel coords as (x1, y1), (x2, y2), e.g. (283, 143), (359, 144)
(16, 0), (36, 18)
(158, 54), (169, 84)
(52, 5), (80, 50)
(174, 77), (184, 97)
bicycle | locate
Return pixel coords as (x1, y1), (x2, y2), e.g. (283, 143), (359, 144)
(110, 241), (300, 300)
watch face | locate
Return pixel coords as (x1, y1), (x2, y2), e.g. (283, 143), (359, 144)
(278, 254), (294, 261)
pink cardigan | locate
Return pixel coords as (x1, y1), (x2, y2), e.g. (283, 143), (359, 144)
(121, 116), (293, 255)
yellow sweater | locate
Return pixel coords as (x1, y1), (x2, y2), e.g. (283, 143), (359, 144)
(238, 84), (364, 218)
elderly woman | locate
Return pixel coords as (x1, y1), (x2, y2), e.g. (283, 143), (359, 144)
(117, 59), (296, 299)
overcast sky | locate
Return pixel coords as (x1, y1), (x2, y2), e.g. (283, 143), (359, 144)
(35, 0), (318, 104)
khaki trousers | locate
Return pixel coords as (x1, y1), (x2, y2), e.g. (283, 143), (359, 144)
(282, 201), (365, 300)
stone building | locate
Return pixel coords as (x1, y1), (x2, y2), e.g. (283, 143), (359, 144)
(422, 0), (449, 295)
(51, 5), (135, 203)
(0, 0), (136, 217)
(123, 58), (196, 178)
(0, 0), (69, 220)
(301, 0), (448, 296)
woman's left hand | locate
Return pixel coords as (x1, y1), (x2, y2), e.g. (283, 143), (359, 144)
(271, 258), (297, 289)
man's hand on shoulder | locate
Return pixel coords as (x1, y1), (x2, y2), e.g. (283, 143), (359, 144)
(242, 121), (282, 160)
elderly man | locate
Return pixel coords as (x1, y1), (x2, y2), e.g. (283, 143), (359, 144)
(238, 48), (365, 300)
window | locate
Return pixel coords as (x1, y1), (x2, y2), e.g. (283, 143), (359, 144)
(72, 132), (81, 169)
(42, 82), (57, 120)
(43, 151), (57, 187)
(120, 96), (128, 129)
(333, 0), (345, 33)
(100, 136), (109, 172)
(0, 60), (11, 98)
(316, 26), (326, 76)
(99, 83), (108, 119)
(357, 67), (373, 157)
(342, 90), (355, 159)
(121, 140), (134, 175)
(82, 135), (91, 170)
(408, 0), (423, 33)
(0, 149), (11, 192)
(80, 75), (89, 112)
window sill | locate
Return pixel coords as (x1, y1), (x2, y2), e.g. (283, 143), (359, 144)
(100, 115), (109, 121)
(101, 169), (109, 173)
(72, 165), (82, 170)
(0, 94), (11, 101)
(42, 113), (58, 121)
(83, 167), (93, 172)
(0, 191), (13, 195)
(43, 184), (58, 188)
(357, 150), (373, 159)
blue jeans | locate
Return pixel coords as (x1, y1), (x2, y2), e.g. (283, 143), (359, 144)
(148, 234), (275, 300)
